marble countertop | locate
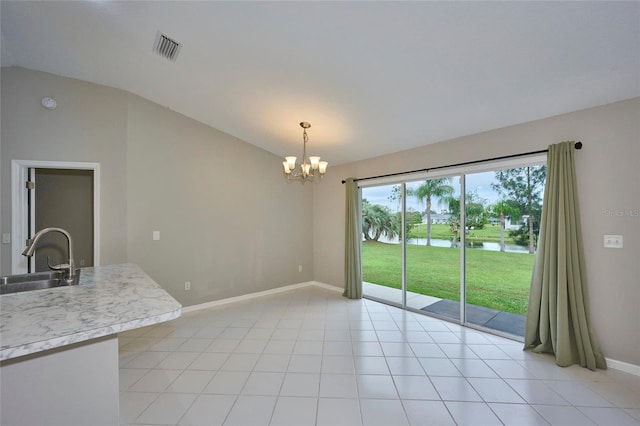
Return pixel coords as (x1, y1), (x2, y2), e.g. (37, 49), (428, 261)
(0, 263), (181, 361)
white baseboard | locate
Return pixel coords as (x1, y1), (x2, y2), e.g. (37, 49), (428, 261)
(182, 281), (341, 313)
(310, 281), (343, 293)
(606, 357), (640, 376)
(181, 282), (639, 377)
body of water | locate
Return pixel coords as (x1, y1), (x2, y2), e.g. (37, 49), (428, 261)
(376, 236), (530, 253)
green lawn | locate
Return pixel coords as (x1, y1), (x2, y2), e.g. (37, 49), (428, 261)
(362, 241), (533, 315)
(407, 223), (516, 244)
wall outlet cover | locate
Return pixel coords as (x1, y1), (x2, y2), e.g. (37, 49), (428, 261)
(603, 235), (623, 248)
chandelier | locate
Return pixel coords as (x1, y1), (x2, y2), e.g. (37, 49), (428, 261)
(282, 122), (328, 183)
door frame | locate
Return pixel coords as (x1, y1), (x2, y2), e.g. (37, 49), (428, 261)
(359, 154), (546, 338)
(11, 160), (101, 274)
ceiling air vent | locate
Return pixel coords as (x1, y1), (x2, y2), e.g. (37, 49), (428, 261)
(153, 32), (181, 62)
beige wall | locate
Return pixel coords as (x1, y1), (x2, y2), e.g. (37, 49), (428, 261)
(125, 94), (313, 305)
(1, 67), (128, 272)
(313, 97), (640, 366)
(1, 67), (314, 305)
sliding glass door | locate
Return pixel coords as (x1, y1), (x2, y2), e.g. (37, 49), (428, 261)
(361, 177), (462, 319)
(404, 178), (460, 319)
(463, 165), (545, 337)
(361, 184), (403, 306)
(360, 157), (546, 339)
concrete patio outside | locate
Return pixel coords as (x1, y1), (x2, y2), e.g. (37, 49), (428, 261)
(363, 281), (525, 338)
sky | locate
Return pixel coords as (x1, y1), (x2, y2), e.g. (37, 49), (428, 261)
(362, 171), (502, 213)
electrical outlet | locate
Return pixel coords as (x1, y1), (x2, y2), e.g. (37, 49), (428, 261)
(2, 233), (10, 244)
(79, 259), (85, 266)
(298, 265), (303, 272)
(603, 235), (623, 248)
(185, 281), (191, 291)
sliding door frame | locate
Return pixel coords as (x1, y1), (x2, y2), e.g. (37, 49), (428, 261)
(360, 154), (546, 339)
(401, 182), (407, 308)
(459, 175), (466, 325)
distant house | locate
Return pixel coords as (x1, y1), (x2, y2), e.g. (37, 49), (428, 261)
(422, 213), (451, 224)
(427, 213), (528, 229)
(504, 215), (529, 230)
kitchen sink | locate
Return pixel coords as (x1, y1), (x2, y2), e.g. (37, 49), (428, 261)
(0, 270), (81, 295)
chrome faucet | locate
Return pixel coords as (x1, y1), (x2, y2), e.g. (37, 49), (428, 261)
(22, 227), (77, 283)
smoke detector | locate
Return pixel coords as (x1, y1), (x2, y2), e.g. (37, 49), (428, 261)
(41, 97), (57, 110)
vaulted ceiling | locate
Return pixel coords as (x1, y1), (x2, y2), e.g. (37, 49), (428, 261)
(2, 1), (638, 165)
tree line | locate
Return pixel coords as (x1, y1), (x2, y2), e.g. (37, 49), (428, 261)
(362, 166), (546, 253)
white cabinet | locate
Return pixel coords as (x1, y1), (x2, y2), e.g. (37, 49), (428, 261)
(1, 336), (119, 425)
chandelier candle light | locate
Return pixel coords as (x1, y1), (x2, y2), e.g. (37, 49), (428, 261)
(282, 122), (328, 183)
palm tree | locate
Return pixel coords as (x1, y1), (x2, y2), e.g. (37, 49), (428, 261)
(464, 191), (488, 230)
(413, 178), (454, 246)
(441, 192), (487, 248)
(442, 194), (461, 248)
(362, 200), (398, 241)
(489, 200), (521, 252)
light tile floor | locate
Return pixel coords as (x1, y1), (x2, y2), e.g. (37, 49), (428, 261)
(363, 282), (442, 311)
(119, 286), (640, 426)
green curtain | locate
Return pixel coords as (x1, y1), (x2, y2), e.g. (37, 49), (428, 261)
(343, 178), (363, 299)
(524, 141), (606, 370)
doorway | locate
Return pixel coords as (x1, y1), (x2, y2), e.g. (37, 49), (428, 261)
(361, 183), (404, 306)
(362, 177), (462, 320)
(11, 160), (100, 274)
(360, 156), (546, 339)
(31, 169), (94, 272)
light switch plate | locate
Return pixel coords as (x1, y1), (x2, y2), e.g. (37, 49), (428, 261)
(153, 231), (160, 241)
(2, 233), (10, 244)
(604, 235), (623, 248)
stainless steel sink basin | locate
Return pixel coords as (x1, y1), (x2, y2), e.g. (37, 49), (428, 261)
(0, 269), (81, 295)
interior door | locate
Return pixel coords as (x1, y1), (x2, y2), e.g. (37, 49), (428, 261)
(28, 168), (95, 273)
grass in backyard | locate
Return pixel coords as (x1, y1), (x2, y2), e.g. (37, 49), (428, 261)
(407, 223), (516, 244)
(362, 241), (533, 315)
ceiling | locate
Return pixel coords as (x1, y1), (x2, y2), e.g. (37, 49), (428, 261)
(2, 1), (639, 165)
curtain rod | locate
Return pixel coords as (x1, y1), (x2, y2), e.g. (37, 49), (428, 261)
(341, 141), (582, 184)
